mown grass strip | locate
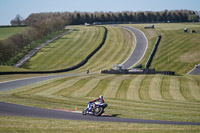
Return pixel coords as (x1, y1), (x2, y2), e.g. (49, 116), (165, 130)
(71, 76), (108, 97)
(103, 77), (123, 98)
(87, 77), (112, 97)
(160, 76), (173, 100)
(139, 76), (152, 100)
(116, 79), (131, 99)
(169, 76), (186, 101)
(180, 77), (196, 100)
(127, 75), (145, 100)
(149, 76), (163, 101)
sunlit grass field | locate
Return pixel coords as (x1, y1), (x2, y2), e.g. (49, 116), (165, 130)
(1, 74), (200, 123)
(21, 25), (134, 72)
(0, 27), (26, 40)
(22, 26), (105, 70)
(0, 23), (200, 132)
(126, 23), (200, 74)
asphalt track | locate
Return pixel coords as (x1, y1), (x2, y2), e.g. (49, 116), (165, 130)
(1, 102), (200, 125)
(187, 64), (200, 75)
(120, 26), (148, 69)
(0, 26), (199, 125)
(0, 73), (84, 91)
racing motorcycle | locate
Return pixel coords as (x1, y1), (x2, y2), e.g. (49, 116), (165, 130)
(82, 102), (108, 116)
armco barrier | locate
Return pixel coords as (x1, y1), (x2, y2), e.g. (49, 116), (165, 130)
(0, 26), (107, 75)
(145, 34), (161, 69)
(101, 69), (175, 75)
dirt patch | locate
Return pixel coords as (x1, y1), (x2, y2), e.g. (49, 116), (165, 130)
(179, 51), (200, 63)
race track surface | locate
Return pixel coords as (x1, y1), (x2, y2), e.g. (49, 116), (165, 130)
(120, 26), (148, 69)
(0, 73), (84, 91)
(1, 102), (200, 125)
(187, 64), (200, 75)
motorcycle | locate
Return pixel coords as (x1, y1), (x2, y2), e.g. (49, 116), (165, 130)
(82, 102), (108, 116)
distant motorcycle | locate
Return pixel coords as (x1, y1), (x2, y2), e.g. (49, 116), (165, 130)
(82, 102), (108, 116)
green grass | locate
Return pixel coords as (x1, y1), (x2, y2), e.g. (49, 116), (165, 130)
(0, 27), (26, 40)
(73, 25), (134, 73)
(0, 65), (28, 72)
(0, 25), (134, 72)
(21, 25), (134, 72)
(125, 23), (200, 74)
(6, 29), (69, 66)
(1, 74), (200, 123)
(1, 116), (200, 133)
(0, 23), (200, 132)
(21, 26), (105, 71)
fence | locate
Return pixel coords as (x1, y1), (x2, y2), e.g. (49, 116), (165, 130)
(145, 34), (161, 69)
(101, 69), (175, 75)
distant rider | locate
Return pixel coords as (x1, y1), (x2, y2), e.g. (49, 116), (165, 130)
(86, 69), (89, 74)
(87, 95), (104, 114)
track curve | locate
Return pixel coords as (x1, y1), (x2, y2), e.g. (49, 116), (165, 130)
(120, 26), (148, 69)
(0, 102), (199, 125)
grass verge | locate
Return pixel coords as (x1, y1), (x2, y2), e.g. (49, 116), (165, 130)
(1, 116), (200, 133)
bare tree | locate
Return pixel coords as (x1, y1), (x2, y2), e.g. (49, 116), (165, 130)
(10, 14), (25, 26)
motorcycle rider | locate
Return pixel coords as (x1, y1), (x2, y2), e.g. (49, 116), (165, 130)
(87, 95), (104, 114)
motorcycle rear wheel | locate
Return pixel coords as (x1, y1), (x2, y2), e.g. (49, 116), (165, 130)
(94, 107), (104, 116)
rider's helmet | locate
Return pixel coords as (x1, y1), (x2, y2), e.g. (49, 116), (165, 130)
(99, 95), (103, 99)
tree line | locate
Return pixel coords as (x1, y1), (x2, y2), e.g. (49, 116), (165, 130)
(0, 15), (65, 64)
(25, 10), (199, 26)
(0, 10), (199, 65)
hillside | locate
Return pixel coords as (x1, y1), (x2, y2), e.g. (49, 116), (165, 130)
(21, 26), (105, 70)
(16, 25), (134, 72)
(127, 23), (200, 74)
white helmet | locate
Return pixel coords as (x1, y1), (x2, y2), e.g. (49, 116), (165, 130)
(99, 95), (103, 99)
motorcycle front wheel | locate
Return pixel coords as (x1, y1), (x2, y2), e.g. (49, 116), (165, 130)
(82, 109), (87, 115)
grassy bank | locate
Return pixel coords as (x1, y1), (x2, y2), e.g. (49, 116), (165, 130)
(126, 23), (200, 74)
(6, 29), (69, 66)
(21, 26), (105, 71)
(1, 74), (200, 123)
(74, 25), (134, 73)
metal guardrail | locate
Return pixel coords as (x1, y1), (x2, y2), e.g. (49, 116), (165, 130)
(145, 34), (161, 69)
(101, 69), (175, 75)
